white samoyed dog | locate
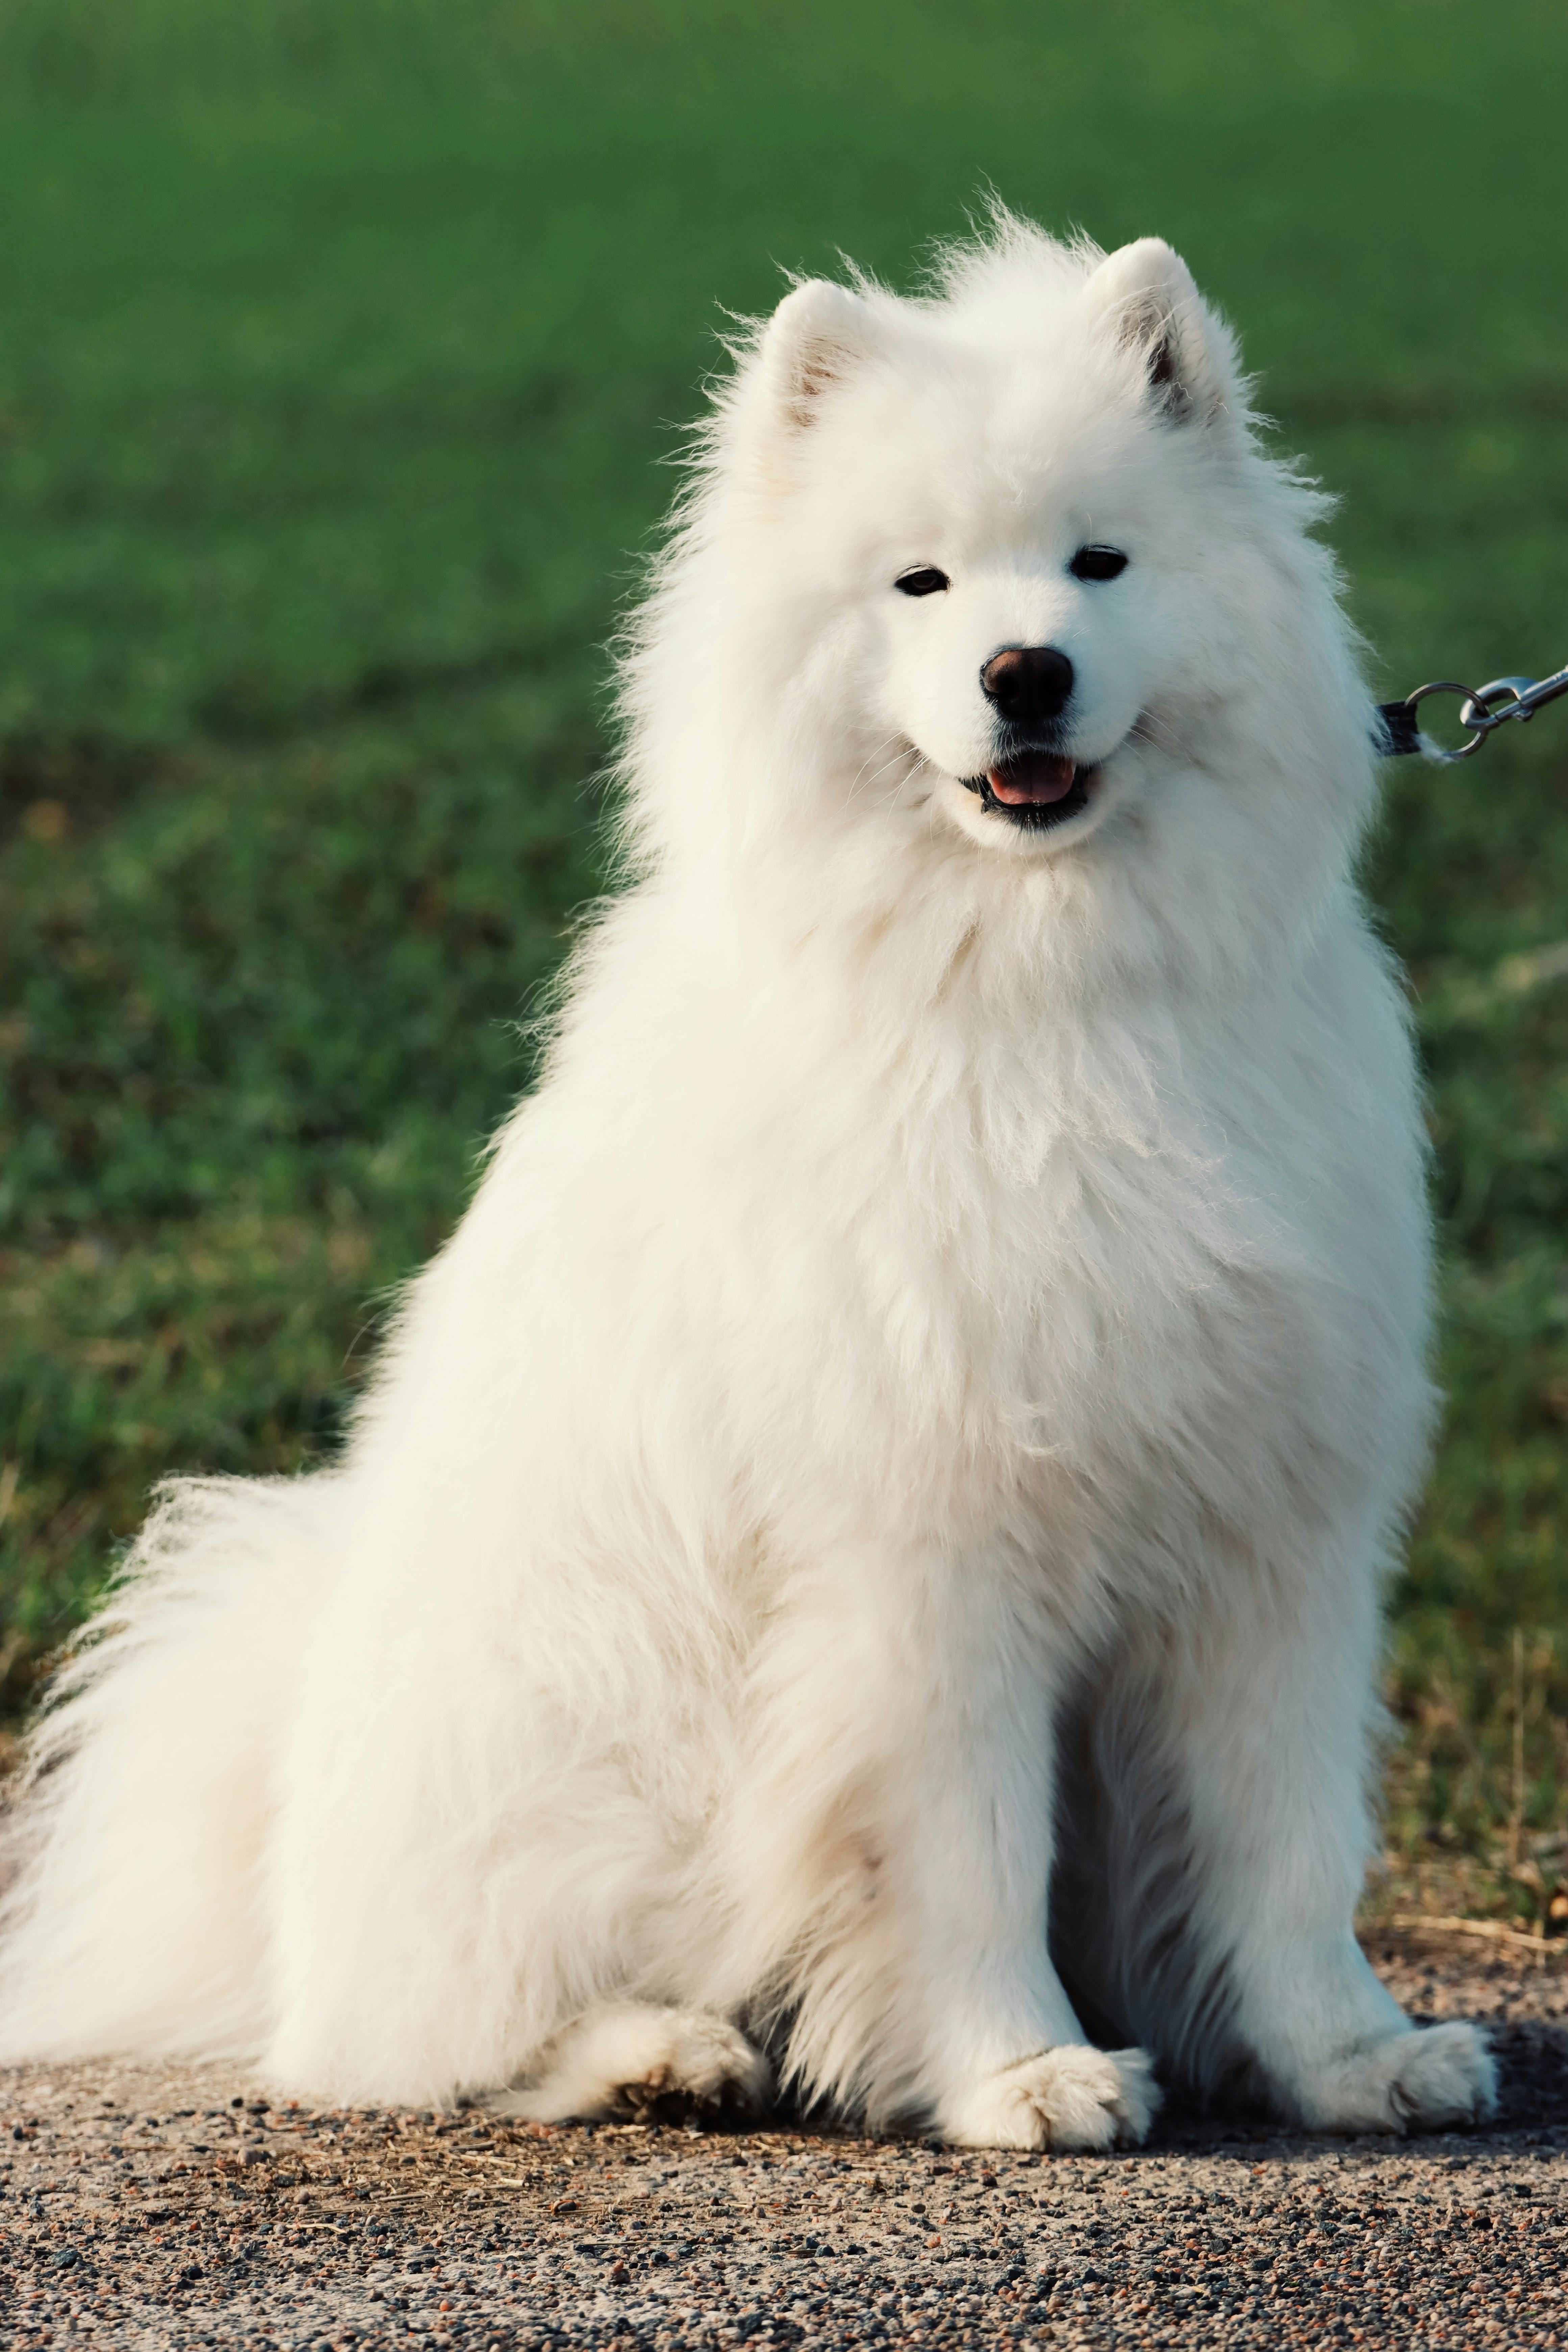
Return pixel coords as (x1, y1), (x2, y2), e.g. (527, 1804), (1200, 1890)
(0, 219), (1497, 2150)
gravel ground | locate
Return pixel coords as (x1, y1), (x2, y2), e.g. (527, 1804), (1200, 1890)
(3, 1932), (1564, 2352)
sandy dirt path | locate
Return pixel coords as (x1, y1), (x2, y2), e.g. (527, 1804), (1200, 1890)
(3, 1932), (1564, 2351)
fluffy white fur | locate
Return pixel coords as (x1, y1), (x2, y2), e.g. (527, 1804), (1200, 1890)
(0, 218), (1496, 2149)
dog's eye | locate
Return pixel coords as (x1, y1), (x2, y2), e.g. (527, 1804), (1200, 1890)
(894, 567), (951, 597)
(1069, 545), (1128, 582)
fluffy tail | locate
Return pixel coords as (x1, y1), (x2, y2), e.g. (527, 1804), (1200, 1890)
(0, 1474), (330, 2065)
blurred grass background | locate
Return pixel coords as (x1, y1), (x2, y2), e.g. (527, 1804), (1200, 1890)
(0, 0), (1565, 1927)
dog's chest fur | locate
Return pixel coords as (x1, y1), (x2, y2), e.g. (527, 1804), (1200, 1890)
(529, 890), (1422, 1603)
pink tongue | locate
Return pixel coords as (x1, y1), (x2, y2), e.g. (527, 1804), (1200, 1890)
(987, 753), (1078, 806)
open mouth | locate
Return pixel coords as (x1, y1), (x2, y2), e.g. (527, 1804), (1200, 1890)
(963, 751), (1094, 830)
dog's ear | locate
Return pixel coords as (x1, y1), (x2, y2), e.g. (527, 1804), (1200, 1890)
(757, 279), (885, 433)
(1083, 239), (1235, 425)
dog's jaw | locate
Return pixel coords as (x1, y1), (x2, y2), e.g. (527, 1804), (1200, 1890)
(931, 744), (1130, 859)
(964, 756), (1096, 832)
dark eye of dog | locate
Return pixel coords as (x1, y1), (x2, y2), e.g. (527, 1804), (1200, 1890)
(1070, 545), (1129, 582)
(894, 566), (951, 597)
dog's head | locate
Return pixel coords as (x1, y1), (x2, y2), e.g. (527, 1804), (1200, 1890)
(628, 219), (1374, 984)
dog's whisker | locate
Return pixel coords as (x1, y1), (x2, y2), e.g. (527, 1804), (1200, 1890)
(846, 741), (922, 807)
(1128, 709), (1185, 760)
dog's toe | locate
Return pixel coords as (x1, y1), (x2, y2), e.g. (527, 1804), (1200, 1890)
(1293, 2022), (1496, 2135)
(940, 2044), (1160, 2152)
(494, 2002), (771, 2125)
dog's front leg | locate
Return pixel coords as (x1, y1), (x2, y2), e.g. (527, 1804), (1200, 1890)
(1151, 1546), (1496, 2134)
(705, 1544), (1157, 2151)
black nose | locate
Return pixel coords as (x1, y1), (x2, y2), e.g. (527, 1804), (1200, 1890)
(980, 645), (1074, 729)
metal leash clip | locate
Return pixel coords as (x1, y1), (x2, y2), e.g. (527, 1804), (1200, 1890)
(1377, 660), (1568, 762)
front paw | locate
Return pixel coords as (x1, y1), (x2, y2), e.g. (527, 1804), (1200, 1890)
(939, 2044), (1160, 2152)
(494, 2004), (771, 2125)
(1293, 2021), (1496, 2135)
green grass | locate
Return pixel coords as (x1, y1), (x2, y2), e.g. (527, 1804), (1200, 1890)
(1, 0), (1566, 1921)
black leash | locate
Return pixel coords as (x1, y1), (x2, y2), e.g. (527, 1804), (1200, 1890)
(1377, 660), (1568, 761)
